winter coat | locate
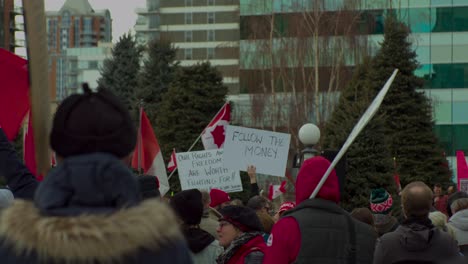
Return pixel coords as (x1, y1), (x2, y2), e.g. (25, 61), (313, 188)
(449, 209), (468, 246)
(226, 235), (267, 264)
(264, 156), (376, 264)
(0, 153), (192, 264)
(373, 218), (461, 264)
(184, 227), (223, 264)
(0, 128), (38, 199)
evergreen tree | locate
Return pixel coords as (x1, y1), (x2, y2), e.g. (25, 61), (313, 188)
(324, 58), (397, 212)
(156, 62), (228, 191)
(98, 33), (143, 116)
(136, 39), (178, 126)
(367, 15), (451, 186)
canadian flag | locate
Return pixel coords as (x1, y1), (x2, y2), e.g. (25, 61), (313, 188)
(268, 180), (287, 200)
(132, 108), (169, 196)
(167, 148), (177, 173)
(457, 151), (468, 191)
(201, 103), (230, 150)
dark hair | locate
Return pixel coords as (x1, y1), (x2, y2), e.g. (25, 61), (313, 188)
(434, 183), (442, 188)
(402, 182), (433, 218)
(351, 208), (375, 227)
(247, 195), (269, 211)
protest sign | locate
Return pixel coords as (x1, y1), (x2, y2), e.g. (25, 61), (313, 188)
(223, 125), (291, 177)
(461, 179), (468, 194)
(177, 149), (242, 193)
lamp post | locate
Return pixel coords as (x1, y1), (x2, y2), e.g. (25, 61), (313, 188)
(293, 123), (320, 168)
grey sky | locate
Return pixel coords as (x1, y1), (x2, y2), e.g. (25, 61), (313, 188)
(44, 0), (147, 42)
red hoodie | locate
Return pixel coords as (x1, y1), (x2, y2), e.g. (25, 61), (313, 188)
(263, 156), (340, 264)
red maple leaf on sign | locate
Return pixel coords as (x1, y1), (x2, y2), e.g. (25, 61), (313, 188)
(210, 125), (226, 148)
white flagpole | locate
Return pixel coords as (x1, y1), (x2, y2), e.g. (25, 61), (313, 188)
(310, 69), (399, 199)
(167, 101), (229, 181)
(137, 101), (143, 174)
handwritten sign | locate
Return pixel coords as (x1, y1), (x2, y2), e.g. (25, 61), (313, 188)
(223, 125), (291, 177)
(177, 149), (242, 193)
(461, 179), (468, 194)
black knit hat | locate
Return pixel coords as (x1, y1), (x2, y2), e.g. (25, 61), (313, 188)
(170, 189), (204, 225)
(50, 85), (136, 158)
(219, 206), (264, 232)
(138, 175), (160, 199)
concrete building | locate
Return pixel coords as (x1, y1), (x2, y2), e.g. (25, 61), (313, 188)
(46, 0), (112, 101)
(61, 42), (113, 95)
(0, 0), (23, 52)
(135, 0), (240, 93)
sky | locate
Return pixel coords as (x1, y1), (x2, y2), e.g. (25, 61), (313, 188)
(44, 0), (147, 42)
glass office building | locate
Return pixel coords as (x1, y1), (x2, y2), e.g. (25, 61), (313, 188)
(238, 0), (468, 174)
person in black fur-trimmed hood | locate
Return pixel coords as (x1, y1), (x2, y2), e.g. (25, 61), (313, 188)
(0, 85), (192, 264)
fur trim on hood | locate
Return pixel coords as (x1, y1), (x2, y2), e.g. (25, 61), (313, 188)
(0, 199), (182, 263)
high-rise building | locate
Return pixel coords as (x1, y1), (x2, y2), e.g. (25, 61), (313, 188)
(46, 0), (112, 101)
(0, 0), (23, 52)
(135, 0), (240, 93)
(237, 0), (468, 174)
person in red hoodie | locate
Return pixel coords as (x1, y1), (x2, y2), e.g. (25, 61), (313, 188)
(264, 156), (377, 264)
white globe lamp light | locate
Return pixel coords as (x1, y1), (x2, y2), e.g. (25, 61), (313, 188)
(298, 123), (320, 146)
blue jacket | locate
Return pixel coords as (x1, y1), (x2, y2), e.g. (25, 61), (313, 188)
(0, 129), (193, 263)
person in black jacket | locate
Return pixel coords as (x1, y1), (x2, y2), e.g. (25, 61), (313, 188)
(0, 86), (192, 264)
(374, 181), (462, 264)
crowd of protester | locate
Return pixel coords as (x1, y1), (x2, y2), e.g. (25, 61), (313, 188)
(1, 87), (468, 263)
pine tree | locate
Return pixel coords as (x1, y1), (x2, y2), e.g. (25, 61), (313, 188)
(136, 39), (178, 126)
(367, 15), (451, 186)
(156, 62), (228, 191)
(324, 58), (397, 212)
(98, 33), (143, 117)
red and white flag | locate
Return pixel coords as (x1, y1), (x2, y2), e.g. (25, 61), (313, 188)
(201, 103), (230, 150)
(132, 108), (169, 196)
(268, 180), (287, 200)
(457, 151), (468, 191)
(167, 148), (177, 173)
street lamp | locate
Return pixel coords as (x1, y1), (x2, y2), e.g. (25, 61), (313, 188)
(293, 123), (320, 168)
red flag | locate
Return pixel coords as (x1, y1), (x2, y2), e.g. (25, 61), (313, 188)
(132, 108), (169, 196)
(457, 151), (468, 191)
(0, 48), (30, 140)
(201, 103), (230, 149)
(268, 180), (287, 200)
(394, 174), (401, 193)
(167, 148), (177, 173)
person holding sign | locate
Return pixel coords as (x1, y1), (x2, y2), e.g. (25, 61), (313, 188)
(264, 156), (377, 264)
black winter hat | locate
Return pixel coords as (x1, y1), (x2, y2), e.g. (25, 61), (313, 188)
(170, 189), (204, 225)
(50, 85), (136, 158)
(138, 175), (160, 199)
(219, 206), (264, 232)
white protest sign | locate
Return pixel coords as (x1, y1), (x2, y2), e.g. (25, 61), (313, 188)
(223, 125), (291, 177)
(310, 69), (399, 199)
(177, 149), (242, 193)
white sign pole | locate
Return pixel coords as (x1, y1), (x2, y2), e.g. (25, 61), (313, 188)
(310, 69), (399, 199)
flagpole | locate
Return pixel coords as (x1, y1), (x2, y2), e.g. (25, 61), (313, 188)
(167, 101), (229, 182)
(137, 100), (143, 175)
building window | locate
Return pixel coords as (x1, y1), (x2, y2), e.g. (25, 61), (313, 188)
(207, 30), (215, 41)
(208, 0), (215, 5)
(185, 13), (193, 24)
(89, 61), (98, 69)
(185, 0), (192, 6)
(207, 48), (215, 59)
(185, 31), (193, 42)
(207, 13), (215, 24)
(184, 48), (193, 60)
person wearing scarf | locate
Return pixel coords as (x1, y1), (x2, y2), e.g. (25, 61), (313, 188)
(216, 206), (266, 264)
